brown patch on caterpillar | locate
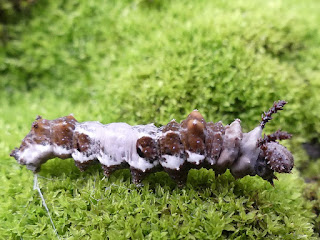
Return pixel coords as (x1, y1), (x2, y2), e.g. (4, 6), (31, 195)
(181, 110), (206, 136)
(10, 118), (51, 168)
(52, 116), (77, 160)
(73, 132), (91, 153)
(186, 111), (206, 135)
(31, 118), (51, 144)
(205, 121), (225, 166)
(136, 136), (159, 162)
(16, 117), (52, 151)
(160, 120), (184, 156)
(161, 132), (183, 155)
(181, 110), (206, 163)
(210, 121), (225, 134)
(159, 120), (188, 185)
(51, 116), (77, 147)
(162, 120), (180, 132)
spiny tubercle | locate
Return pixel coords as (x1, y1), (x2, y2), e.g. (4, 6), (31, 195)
(260, 100), (287, 129)
(257, 130), (292, 147)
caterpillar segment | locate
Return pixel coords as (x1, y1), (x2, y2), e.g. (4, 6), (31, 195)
(10, 101), (294, 187)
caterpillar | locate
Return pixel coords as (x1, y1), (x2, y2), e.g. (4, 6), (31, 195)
(10, 101), (294, 187)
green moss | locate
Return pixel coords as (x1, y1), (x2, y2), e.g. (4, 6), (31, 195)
(0, 0), (319, 238)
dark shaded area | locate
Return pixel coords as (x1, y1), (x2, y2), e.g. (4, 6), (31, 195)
(301, 139), (320, 237)
(0, 0), (36, 44)
(303, 140), (320, 159)
(0, 0), (34, 23)
(304, 182), (320, 236)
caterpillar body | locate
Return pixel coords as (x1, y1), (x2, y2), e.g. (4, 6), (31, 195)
(10, 101), (294, 187)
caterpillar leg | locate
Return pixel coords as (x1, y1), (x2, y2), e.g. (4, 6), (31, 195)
(130, 165), (164, 186)
(130, 167), (150, 186)
(164, 166), (189, 188)
(101, 163), (129, 177)
(74, 160), (97, 172)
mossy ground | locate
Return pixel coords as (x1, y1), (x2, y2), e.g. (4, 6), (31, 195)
(0, 0), (319, 239)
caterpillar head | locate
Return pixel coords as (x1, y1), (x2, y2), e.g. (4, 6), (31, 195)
(254, 151), (277, 185)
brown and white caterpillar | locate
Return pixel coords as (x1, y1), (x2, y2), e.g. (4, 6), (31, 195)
(10, 101), (294, 187)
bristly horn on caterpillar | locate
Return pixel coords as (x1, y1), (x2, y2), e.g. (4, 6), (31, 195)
(10, 100), (294, 187)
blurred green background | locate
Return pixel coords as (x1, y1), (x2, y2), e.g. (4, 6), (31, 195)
(1, 0), (319, 239)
